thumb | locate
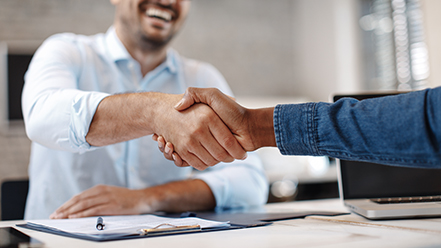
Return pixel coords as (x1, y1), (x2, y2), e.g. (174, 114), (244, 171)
(174, 88), (198, 111)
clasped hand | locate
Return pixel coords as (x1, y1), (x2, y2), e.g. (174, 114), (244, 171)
(153, 88), (275, 170)
(152, 93), (249, 171)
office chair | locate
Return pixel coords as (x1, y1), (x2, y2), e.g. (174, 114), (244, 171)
(1, 179), (29, 220)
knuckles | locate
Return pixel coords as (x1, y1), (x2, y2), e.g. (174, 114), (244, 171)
(211, 150), (229, 162)
(95, 184), (109, 193)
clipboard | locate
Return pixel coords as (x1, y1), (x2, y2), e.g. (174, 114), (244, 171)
(18, 211), (348, 242)
(18, 214), (238, 242)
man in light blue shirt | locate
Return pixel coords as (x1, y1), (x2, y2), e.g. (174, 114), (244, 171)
(22, 0), (267, 220)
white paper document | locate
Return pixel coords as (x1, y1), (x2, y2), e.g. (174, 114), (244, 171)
(25, 214), (230, 240)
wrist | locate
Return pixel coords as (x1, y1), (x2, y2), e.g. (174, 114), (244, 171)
(137, 187), (163, 213)
(248, 107), (276, 149)
(148, 92), (183, 135)
(145, 92), (164, 134)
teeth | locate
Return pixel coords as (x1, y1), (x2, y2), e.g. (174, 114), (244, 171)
(146, 8), (172, 22)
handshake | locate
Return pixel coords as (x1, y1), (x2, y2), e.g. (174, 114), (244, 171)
(152, 87), (276, 171)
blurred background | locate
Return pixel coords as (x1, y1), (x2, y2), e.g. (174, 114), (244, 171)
(1, 0), (441, 216)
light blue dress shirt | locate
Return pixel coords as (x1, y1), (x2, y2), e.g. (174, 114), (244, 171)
(22, 27), (268, 219)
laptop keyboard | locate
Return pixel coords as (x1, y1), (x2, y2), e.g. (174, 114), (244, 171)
(371, 196), (441, 204)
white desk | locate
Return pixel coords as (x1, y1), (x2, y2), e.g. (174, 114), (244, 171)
(2, 199), (441, 248)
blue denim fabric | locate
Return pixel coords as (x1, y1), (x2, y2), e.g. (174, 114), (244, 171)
(274, 87), (441, 168)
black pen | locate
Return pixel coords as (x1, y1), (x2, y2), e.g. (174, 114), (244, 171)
(96, 217), (105, 231)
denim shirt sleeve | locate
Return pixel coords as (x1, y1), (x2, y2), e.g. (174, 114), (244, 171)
(274, 87), (441, 168)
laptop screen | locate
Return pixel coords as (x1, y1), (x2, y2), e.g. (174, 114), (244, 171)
(333, 92), (441, 200)
(340, 160), (441, 199)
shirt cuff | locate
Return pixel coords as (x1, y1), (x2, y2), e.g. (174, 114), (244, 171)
(193, 169), (230, 208)
(274, 103), (321, 156)
(68, 91), (110, 153)
(192, 152), (268, 209)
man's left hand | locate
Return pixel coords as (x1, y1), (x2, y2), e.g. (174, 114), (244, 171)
(49, 185), (151, 219)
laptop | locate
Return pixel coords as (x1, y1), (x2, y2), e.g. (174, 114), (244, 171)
(333, 92), (441, 219)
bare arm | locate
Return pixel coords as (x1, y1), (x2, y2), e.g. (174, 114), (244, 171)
(85, 92), (163, 146)
(50, 179), (215, 219)
(85, 92), (247, 170)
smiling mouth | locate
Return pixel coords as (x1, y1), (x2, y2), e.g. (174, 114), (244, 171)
(146, 8), (173, 22)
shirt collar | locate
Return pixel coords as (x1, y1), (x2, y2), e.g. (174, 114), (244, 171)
(105, 26), (178, 74)
(105, 26), (131, 62)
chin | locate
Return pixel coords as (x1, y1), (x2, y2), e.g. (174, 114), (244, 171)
(141, 35), (173, 50)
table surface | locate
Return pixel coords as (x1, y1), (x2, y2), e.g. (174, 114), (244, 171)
(2, 199), (441, 248)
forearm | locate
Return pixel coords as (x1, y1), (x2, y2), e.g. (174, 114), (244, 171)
(86, 92), (176, 146)
(140, 179), (216, 213)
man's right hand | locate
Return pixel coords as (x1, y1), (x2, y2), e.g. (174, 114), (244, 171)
(175, 88), (258, 151)
(154, 88), (276, 168)
(153, 95), (248, 170)
(85, 92), (248, 171)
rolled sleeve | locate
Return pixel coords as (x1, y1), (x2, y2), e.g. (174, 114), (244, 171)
(69, 92), (110, 153)
(23, 34), (111, 153)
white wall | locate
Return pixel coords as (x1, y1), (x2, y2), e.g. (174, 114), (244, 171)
(172, 0), (297, 97)
(3, 0), (439, 102)
(0, 0), (114, 54)
(421, 0), (441, 88)
(0, 0), (365, 102)
(292, 0), (362, 102)
(1, 0), (299, 97)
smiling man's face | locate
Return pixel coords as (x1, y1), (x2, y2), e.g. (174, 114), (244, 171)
(112, 0), (190, 50)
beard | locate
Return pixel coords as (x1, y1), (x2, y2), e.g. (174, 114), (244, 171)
(139, 32), (174, 51)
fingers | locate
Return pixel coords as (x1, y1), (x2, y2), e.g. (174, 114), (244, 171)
(157, 135), (166, 153)
(50, 185), (145, 219)
(66, 205), (110, 219)
(177, 104), (243, 164)
(163, 141), (174, 161)
(153, 137), (185, 167)
(208, 120), (247, 161)
(158, 140), (203, 169)
(171, 151), (184, 167)
(156, 140), (189, 168)
(178, 144), (217, 171)
(192, 128), (235, 163)
(160, 139), (214, 171)
(51, 186), (106, 219)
